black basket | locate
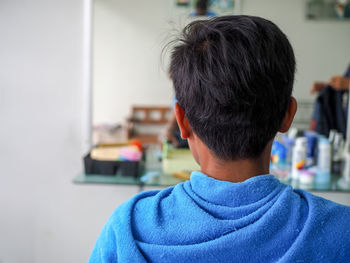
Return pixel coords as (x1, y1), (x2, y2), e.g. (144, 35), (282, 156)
(84, 154), (141, 177)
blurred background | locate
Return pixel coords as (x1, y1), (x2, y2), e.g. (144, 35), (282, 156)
(1, 0), (350, 262)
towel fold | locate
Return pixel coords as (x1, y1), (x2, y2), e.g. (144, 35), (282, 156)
(89, 172), (350, 262)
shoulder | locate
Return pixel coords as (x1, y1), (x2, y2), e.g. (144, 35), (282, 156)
(295, 189), (350, 240)
(296, 189), (350, 221)
(109, 184), (179, 226)
(89, 187), (176, 263)
(296, 189), (350, 213)
(281, 190), (350, 261)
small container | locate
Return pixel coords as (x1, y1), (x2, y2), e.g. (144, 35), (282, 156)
(282, 135), (295, 166)
(299, 170), (315, 189)
(304, 131), (318, 167)
(331, 132), (344, 175)
(291, 137), (307, 180)
(315, 137), (331, 189)
(84, 153), (142, 177)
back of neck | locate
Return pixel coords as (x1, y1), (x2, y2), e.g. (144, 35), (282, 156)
(199, 141), (272, 183)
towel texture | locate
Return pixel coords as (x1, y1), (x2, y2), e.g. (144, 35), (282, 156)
(89, 172), (350, 262)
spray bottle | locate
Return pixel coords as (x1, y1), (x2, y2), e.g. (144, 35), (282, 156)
(315, 137), (331, 189)
(291, 137), (307, 181)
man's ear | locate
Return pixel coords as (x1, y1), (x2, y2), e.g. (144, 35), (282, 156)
(279, 97), (297, 133)
(174, 102), (192, 139)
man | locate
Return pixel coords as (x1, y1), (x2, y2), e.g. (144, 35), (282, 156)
(89, 16), (350, 262)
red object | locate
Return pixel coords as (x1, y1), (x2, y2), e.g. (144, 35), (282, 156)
(310, 119), (316, 131)
(130, 140), (143, 152)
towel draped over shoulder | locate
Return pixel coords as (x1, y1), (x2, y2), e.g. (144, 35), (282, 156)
(89, 172), (350, 263)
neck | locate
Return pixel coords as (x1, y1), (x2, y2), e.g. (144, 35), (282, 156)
(199, 142), (272, 183)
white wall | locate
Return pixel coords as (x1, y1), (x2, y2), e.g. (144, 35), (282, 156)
(94, 0), (350, 124)
(0, 1), (138, 262)
(93, 0), (182, 124)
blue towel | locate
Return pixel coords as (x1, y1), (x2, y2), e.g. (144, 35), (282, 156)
(89, 172), (350, 262)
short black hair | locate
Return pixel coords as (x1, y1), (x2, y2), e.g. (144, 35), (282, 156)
(196, 0), (208, 11)
(170, 15), (295, 160)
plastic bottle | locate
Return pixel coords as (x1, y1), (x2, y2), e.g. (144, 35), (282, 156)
(331, 131), (344, 175)
(304, 131), (318, 167)
(282, 135), (295, 168)
(315, 137), (331, 189)
(291, 137), (307, 181)
(337, 141), (350, 189)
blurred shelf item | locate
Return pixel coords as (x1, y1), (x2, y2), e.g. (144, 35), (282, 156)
(92, 123), (127, 145)
(73, 170), (350, 192)
(127, 106), (171, 144)
(74, 147), (350, 192)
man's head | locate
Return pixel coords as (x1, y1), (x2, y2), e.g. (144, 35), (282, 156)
(196, 0), (208, 16)
(170, 15), (296, 161)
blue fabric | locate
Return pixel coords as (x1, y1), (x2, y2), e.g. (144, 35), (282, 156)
(189, 10), (217, 17)
(171, 97), (178, 110)
(89, 172), (350, 262)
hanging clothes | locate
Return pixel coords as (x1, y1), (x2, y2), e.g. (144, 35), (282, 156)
(312, 64), (349, 138)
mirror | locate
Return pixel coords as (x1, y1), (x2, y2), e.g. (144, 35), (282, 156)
(92, 0), (350, 144)
(306, 0), (350, 20)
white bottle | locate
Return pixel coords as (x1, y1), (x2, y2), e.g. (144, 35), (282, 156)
(291, 137), (307, 181)
(315, 137), (331, 187)
(337, 141), (350, 189)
